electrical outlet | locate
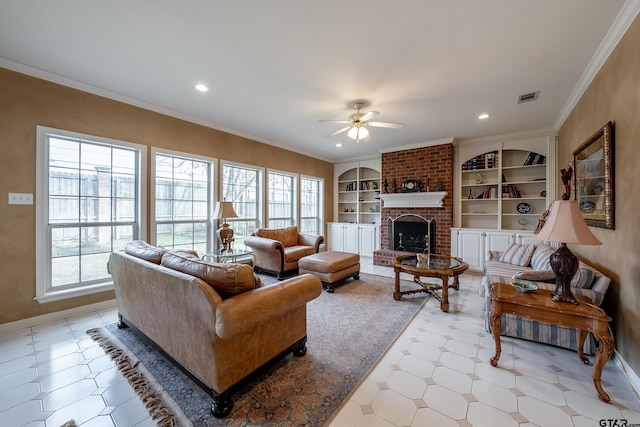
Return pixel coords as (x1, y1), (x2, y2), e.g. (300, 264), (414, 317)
(8, 193), (33, 205)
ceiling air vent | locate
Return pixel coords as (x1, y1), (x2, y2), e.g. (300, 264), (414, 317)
(518, 91), (539, 104)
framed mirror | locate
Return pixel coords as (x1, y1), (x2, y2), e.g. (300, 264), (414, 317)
(573, 121), (614, 229)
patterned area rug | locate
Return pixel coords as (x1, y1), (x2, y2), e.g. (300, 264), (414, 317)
(88, 273), (427, 427)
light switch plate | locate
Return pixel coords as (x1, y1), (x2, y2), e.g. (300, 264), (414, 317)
(8, 193), (33, 205)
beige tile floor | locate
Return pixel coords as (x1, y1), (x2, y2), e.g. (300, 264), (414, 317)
(0, 259), (638, 426)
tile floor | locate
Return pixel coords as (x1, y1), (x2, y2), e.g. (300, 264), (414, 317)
(0, 260), (638, 427)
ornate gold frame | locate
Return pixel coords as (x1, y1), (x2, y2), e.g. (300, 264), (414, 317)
(573, 121), (614, 229)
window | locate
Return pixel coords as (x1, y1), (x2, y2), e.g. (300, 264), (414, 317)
(267, 170), (296, 228)
(36, 126), (146, 302)
(300, 176), (323, 235)
(152, 150), (215, 255)
(221, 163), (262, 248)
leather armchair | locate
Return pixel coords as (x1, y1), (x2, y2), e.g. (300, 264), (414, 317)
(244, 226), (324, 279)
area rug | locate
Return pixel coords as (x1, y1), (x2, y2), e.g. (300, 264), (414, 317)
(88, 273), (427, 427)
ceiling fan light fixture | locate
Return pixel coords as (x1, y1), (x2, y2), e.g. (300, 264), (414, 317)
(348, 126), (369, 141)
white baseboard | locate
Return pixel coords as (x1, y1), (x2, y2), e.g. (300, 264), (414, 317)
(614, 351), (640, 398)
(0, 300), (117, 334)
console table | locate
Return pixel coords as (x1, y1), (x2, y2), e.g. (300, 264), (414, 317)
(489, 283), (615, 402)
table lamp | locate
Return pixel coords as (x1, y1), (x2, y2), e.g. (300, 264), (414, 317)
(213, 201), (239, 252)
(532, 200), (602, 304)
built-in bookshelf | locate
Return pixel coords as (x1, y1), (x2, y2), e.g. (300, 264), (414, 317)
(460, 149), (548, 230)
(335, 160), (381, 225)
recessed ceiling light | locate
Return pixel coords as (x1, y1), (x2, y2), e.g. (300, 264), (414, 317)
(336, 143), (342, 147)
(478, 113), (490, 120)
(195, 84), (209, 92)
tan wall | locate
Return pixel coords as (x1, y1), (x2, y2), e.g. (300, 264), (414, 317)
(0, 67), (333, 324)
(558, 13), (640, 375)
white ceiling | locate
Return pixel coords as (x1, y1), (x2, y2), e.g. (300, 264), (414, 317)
(1, 1), (637, 163)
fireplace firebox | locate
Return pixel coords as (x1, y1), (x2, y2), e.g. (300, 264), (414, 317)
(388, 216), (437, 254)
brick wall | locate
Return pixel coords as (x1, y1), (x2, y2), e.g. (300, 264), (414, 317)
(373, 143), (454, 266)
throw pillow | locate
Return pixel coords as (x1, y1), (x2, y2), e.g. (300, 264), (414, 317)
(513, 269), (556, 282)
(161, 251), (259, 299)
(531, 244), (555, 271)
(124, 240), (167, 264)
(571, 267), (595, 289)
(498, 243), (536, 267)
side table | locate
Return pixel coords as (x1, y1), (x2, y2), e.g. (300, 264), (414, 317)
(489, 283), (615, 402)
(202, 249), (254, 264)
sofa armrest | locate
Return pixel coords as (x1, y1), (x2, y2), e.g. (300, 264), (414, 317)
(215, 273), (322, 339)
(299, 233), (324, 251)
(244, 235), (284, 252)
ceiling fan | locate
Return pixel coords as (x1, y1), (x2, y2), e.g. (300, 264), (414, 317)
(319, 101), (406, 143)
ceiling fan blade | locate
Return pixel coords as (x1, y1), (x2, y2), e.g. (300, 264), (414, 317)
(318, 119), (351, 124)
(368, 121), (406, 129)
(359, 111), (379, 122)
(325, 126), (351, 138)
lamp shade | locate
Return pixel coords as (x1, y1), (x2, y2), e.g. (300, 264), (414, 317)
(213, 201), (238, 220)
(532, 200), (601, 245)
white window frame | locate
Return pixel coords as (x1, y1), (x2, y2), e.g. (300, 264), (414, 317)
(150, 148), (216, 255)
(299, 175), (324, 235)
(266, 169), (297, 229)
(35, 126), (147, 303)
(221, 161), (264, 247)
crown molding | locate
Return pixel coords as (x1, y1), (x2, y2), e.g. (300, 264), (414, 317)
(378, 137), (456, 154)
(554, 0), (640, 129)
(0, 58), (334, 163)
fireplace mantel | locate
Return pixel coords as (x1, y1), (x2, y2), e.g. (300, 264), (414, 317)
(379, 192), (447, 208)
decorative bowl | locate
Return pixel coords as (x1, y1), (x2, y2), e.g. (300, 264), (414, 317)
(512, 280), (538, 293)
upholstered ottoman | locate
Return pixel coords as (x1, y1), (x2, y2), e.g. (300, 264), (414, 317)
(298, 251), (360, 293)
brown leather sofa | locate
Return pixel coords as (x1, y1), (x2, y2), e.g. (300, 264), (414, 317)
(244, 226), (324, 279)
(108, 241), (322, 417)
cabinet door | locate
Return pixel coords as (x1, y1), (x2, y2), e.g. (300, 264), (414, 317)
(456, 230), (485, 272)
(485, 231), (516, 254)
(328, 224), (345, 252)
(517, 233), (544, 246)
(343, 224), (359, 253)
(358, 226), (378, 257)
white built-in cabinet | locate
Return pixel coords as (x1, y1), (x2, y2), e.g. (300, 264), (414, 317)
(450, 228), (547, 273)
(330, 159), (382, 257)
(327, 222), (380, 256)
(451, 133), (557, 271)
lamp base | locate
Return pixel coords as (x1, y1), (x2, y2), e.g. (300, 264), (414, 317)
(216, 224), (234, 253)
(550, 243), (579, 304)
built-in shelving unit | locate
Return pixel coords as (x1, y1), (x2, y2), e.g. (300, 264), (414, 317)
(335, 160), (381, 225)
(461, 149), (547, 230)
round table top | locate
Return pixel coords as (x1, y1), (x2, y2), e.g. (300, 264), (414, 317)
(394, 253), (468, 275)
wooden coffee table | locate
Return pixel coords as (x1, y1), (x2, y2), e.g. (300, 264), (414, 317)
(489, 283), (615, 402)
(393, 253), (469, 312)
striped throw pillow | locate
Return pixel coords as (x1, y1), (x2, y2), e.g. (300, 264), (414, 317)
(571, 268), (595, 289)
(531, 244), (555, 271)
(498, 243), (536, 267)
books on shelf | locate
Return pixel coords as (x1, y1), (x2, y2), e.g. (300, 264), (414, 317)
(522, 152), (547, 166)
(502, 184), (521, 198)
(462, 151), (498, 171)
(474, 185), (499, 199)
(360, 180), (379, 190)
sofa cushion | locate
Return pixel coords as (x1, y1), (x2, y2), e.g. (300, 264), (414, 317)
(513, 269), (556, 282)
(284, 245), (316, 262)
(124, 240), (167, 264)
(498, 243), (535, 267)
(531, 244), (555, 271)
(255, 226), (299, 247)
(161, 250), (260, 299)
(571, 267), (595, 289)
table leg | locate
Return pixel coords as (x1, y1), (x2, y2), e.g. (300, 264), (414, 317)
(440, 275), (449, 312)
(451, 273), (460, 291)
(393, 269), (401, 301)
(489, 309), (502, 367)
(592, 331), (615, 402)
(577, 329), (590, 365)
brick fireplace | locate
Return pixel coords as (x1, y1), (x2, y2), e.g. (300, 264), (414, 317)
(373, 143), (454, 266)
